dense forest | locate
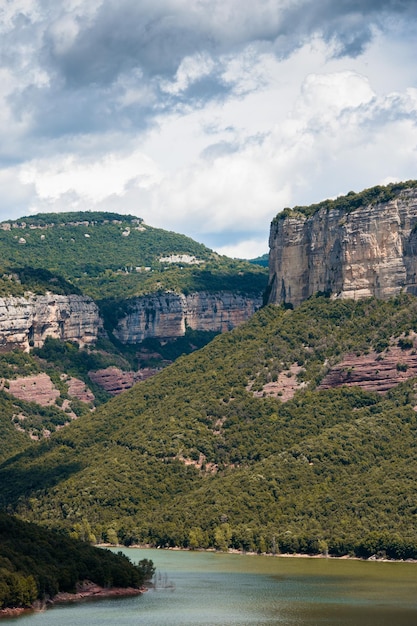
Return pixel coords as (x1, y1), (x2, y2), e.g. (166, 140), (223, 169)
(0, 512), (154, 611)
(2, 295), (417, 558)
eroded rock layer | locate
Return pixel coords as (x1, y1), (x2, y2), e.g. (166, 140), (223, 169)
(113, 292), (262, 343)
(88, 367), (158, 395)
(0, 294), (102, 351)
(319, 346), (417, 394)
(267, 187), (417, 306)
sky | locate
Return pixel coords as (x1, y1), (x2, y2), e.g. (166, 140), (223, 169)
(1, 1), (417, 258)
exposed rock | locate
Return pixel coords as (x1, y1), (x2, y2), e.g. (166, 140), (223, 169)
(267, 187), (417, 306)
(89, 366), (158, 395)
(65, 376), (95, 404)
(319, 346), (417, 393)
(0, 294), (102, 351)
(6, 373), (60, 406)
(113, 291), (262, 343)
(248, 363), (307, 402)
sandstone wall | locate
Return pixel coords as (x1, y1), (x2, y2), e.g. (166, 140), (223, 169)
(113, 292), (262, 343)
(0, 294), (102, 351)
(267, 188), (417, 306)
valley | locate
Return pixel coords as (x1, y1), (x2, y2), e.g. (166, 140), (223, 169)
(2, 184), (417, 614)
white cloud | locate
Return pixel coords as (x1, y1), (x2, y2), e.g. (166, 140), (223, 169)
(160, 53), (216, 95)
(215, 238), (269, 259)
(19, 151), (162, 203)
(0, 2), (416, 257)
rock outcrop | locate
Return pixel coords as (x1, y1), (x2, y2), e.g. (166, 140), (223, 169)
(319, 345), (417, 394)
(0, 294), (102, 351)
(267, 185), (417, 306)
(6, 373), (61, 406)
(0, 290), (261, 352)
(88, 367), (158, 395)
(113, 292), (262, 343)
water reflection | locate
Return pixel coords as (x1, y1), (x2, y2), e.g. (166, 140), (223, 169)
(4, 549), (417, 626)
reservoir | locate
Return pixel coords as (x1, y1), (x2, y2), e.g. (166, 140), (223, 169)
(4, 548), (417, 625)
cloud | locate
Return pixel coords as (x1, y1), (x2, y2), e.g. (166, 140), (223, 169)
(0, 1), (416, 257)
(19, 149), (161, 204)
(215, 238), (269, 260)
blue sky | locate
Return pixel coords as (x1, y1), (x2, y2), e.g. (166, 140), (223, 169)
(1, 0), (417, 257)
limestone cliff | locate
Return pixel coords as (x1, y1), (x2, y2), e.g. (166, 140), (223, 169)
(112, 292), (262, 343)
(267, 184), (417, 306)
(0, 290), (261, 351)
(0, 294), (102, 351)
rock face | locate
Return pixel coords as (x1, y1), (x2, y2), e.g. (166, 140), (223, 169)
(6, 373), (60, 406)
(319, 345), (417, 394)
(89, 366), (159, 395)
(0, 290), (261, 351)
(113, 292), (262, 343)
(267, 187), (417, 306)
(0, 294), (102, 351)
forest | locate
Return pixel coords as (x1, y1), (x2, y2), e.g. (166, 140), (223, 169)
(0, 512), (154, 611)
(2, 295), (417, 558)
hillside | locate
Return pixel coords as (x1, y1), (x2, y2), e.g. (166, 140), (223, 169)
(2, 295), (417, 558)
(0, 211), (267, 300)
(0, 211), (266, 449)
(0, 512), (154, 612)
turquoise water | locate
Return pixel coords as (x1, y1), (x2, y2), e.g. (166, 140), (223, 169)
(5, 549), (417, 625)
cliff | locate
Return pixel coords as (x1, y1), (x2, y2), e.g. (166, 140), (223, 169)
(267, 183), (417, 306)
(0, 294), (102, 351)
(113, 291), (262, 343)
(0, 290), (261, 352)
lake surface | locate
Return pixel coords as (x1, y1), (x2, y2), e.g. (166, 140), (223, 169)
(4, 548), (417, 625)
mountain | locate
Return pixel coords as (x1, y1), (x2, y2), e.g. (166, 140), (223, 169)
(0, 211), (266, 351)
(0, 211), (266, 448)
(2, 294), (417, 558)
(0, 211), (266, 301)
(267, 181), (417, 306)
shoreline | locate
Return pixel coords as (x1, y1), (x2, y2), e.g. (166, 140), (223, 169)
(99, 542), (417, 564)
(0, 583), (146, 620)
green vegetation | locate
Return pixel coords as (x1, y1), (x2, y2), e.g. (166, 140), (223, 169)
(0, 392), (34, 463)
(274, 180), (417, 221)
(0, 212), (267, 301)
(2, 296), (417, 557)
(249, 253), (269, 267)
(0, 512), (154, 610)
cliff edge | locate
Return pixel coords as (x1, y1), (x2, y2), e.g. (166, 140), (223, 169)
(267, 182), (417, 307)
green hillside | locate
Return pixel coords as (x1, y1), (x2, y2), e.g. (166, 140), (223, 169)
(0, 211), (267, 300)
(0, 512), (154, 611)
(2, 295), (417, 558)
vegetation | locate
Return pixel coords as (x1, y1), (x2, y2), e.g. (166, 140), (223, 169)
(274, 180), (417, 221)
(0, 212), (267, 301)
(2, 296), (417, 557)
(249, 253), (269, 267)
(0, 512), (154, 610)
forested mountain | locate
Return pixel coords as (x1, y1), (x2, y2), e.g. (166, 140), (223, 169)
(0, 512), (154, 612)
(2, 295), (417, 558)
(0, 211), (266, 300)
(0, 211), (267, 454)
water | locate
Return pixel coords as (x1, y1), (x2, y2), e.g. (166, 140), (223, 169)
(4, 549), (417, 625)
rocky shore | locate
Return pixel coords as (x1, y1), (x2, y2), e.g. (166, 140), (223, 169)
(0, 581), (146, 620)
